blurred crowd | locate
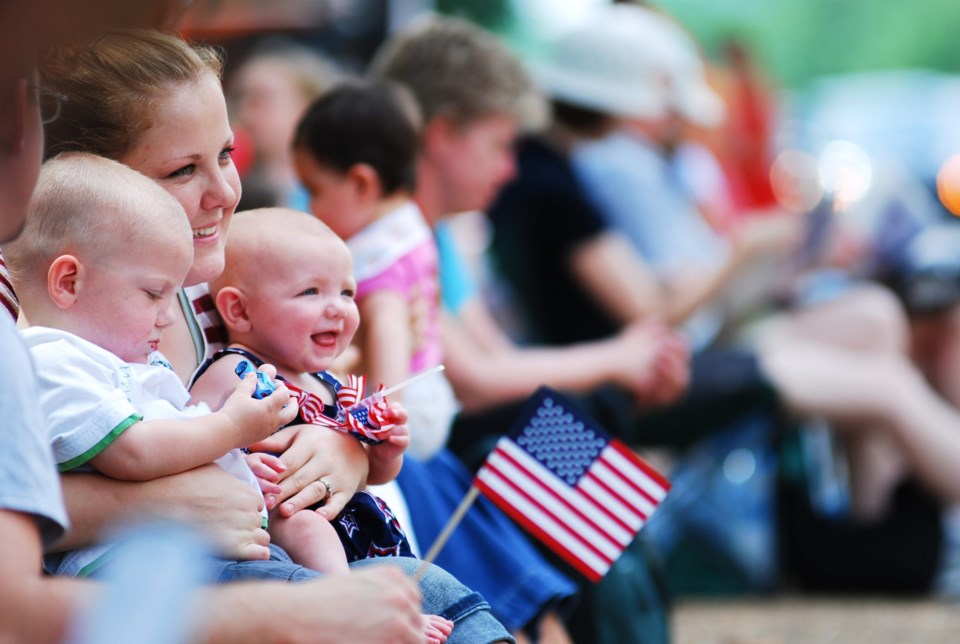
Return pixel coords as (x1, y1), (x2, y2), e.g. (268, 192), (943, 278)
(6, 0), (960, 643)
(225, 0), (960, 624)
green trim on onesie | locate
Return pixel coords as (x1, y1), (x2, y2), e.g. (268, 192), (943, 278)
(57, 413), (143, 472)
(76, 548), (118, 578)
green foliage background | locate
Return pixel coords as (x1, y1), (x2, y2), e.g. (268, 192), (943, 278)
(437, 0), (960, 90)
(656, 0), (960, 89)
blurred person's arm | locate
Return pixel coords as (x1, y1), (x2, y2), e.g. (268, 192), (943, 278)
(442, 299), (686, 412)
(0, 510), (96, 643)
(195, 566), (425, 644)
(3, 506), (424, 644)
(660, 214), (803, 325)
(565, 219), (778, 328)
(567, 230), (664, 324)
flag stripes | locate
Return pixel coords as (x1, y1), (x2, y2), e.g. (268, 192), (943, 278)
(473, 387), (670, 582)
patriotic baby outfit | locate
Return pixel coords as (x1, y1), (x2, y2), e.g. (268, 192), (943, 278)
(197, 347), (415, 563)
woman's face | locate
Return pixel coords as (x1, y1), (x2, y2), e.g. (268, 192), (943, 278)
(120, 72), (241, 287)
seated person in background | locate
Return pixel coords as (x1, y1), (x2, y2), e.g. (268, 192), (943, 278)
(287, 76), (580, 642)
(493, 2), (960, 598)
(370, 12), (690, 462)
(227, 37), (342, 212)
(370, 14), (687, 644)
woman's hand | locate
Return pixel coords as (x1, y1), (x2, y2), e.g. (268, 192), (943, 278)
(248, 425), (369, 519)
(158, 465), (272, 561)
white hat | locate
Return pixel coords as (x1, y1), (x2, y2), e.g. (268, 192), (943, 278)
(529, 4), (725, 128)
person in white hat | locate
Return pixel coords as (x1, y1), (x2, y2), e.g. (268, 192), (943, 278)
(489, 1), (959, 597)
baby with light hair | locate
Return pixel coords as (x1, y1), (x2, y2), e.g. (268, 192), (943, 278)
(4, 152), (299, 578)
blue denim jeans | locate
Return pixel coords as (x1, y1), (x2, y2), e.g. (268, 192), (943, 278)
(209, 544), (514, 644)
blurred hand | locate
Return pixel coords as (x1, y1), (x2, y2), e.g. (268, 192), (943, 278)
(610, 321), (690, 407)
(731, 214), (805, 262)
(232, 565), (426, 643)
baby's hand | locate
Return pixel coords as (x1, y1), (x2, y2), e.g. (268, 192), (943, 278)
(244, 452), (286, 510)
(369, 402), (410, 464)
(219, 365), (299, 447)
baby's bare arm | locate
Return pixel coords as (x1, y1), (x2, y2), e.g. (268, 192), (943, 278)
(91, 374), (295, 481)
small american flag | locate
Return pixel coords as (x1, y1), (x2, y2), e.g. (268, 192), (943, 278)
(474, 387), (670, 582)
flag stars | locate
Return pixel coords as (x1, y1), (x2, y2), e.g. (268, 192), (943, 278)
(518, 399), (607, 483)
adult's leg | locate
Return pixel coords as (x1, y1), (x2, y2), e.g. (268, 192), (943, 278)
(756, 283), (915, 516)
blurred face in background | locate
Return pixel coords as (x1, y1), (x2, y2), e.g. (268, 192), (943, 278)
(0, 71), (44, 242)
(230, 60), (310, 163)
(423, 112), (519, 218)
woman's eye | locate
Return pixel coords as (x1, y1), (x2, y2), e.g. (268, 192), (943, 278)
(219, 146), (236, 162)
(166, 164), (196, 179)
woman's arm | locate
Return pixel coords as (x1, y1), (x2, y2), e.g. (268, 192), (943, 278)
(192, 352), (370, 519)
(56, 466), (271, 560)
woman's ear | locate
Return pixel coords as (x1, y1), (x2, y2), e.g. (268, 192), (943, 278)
(215, 286), (251, 333)
(47, 255), (83, 310)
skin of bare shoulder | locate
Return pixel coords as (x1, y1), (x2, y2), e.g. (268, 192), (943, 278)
(189, 351), (250, 411)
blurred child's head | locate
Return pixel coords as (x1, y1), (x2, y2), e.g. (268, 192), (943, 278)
(292, 79), (421, 240)
(210, 208), (359, 374)
(5, 152), (193, 362)
(369, 15), (546, 218)
(229, 37), (341, 163)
